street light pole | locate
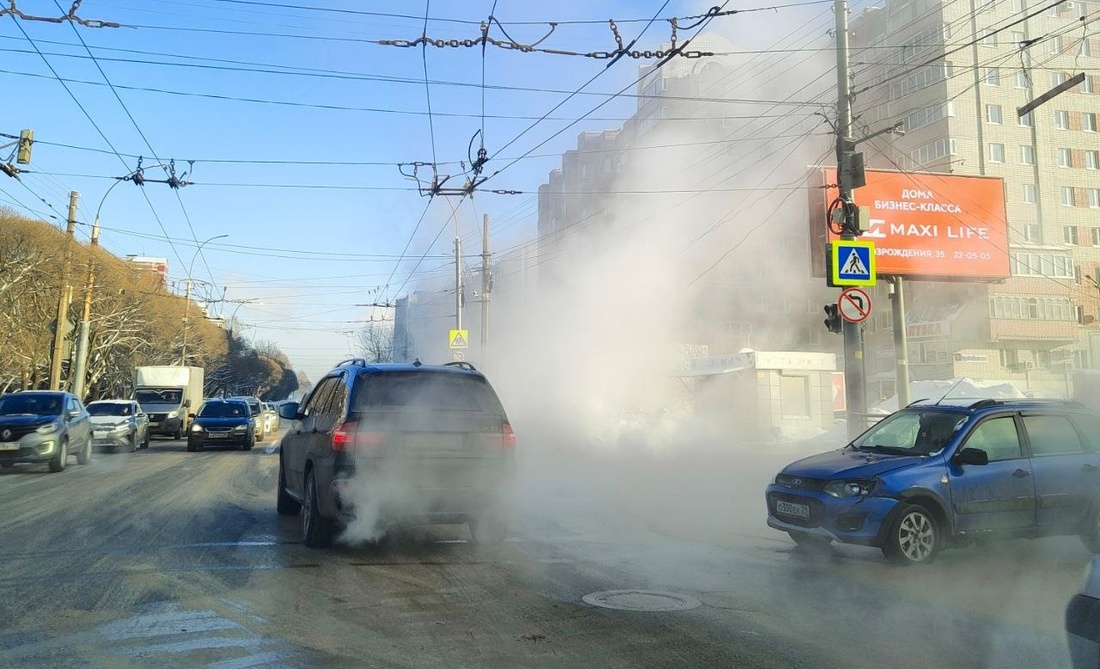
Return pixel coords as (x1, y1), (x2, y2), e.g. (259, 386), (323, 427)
(180, 234), (228, 365)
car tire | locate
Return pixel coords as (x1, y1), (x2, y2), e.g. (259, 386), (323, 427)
(49, 439), (68, 473)
(77, 436), (92, 465)
(1079, 504), (1100, 553)
(788, 531), (832, 550)
(186, 441), (197, 452)
(301, 470), (333, 548)
(882, 504), (940, 565)
(142, 430), (150, 449)
(469, 514), (508, 545)
(244, 434), (255, 451)
(174, 427), (183, 440)
(128, 432), (138, 453)
(277, 459), (301, 516)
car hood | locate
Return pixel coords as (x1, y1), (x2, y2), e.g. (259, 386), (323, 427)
(782, 449), (926, 480)
(195, 417), (251, 429)
(0, 414), (57, 428)
(90, 416), (130, 427)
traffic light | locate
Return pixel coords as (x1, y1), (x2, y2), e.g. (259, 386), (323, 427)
(16, 129), (33, 165)
(824, 303), (843, 334)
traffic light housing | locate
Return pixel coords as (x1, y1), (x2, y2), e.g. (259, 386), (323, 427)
(824, 303), (843, 334)
(16, 129), (33, 165)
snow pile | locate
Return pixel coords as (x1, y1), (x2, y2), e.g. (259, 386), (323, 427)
(871, 378), (1027, 414)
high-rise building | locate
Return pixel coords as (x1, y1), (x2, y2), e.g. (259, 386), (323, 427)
(850, 0), (1100, 397)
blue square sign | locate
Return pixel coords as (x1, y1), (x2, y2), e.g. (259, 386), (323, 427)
(829, 240), (876, 287)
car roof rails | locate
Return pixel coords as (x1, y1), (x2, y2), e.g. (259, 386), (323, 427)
(335, 358), (368, 368)
(443, 361), (478, 372)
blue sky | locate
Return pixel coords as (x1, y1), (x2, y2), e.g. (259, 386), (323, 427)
(0, 0), (808, 381)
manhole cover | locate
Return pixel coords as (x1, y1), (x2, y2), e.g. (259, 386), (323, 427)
(581, 590), (701, 612)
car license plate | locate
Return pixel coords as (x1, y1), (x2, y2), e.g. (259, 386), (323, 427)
(149, 422), (160, 427)
(0, 442), (19, 451)
(207, 433), (227, 439)
(94, 431), (107, 437)
(776, 500), (811, 519)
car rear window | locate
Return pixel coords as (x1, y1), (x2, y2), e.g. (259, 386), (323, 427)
(353, 372), (504, 414)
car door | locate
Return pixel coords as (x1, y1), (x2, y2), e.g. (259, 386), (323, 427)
(949, 413), (1037, 533)
(1023, 411), (1100, 531)
(133, 402), (149, 441)
(285, 378), (338, 493)
(67, 397), (92, 448)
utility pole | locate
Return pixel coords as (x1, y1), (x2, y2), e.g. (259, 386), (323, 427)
(481, 213), (491, 358)
(48, 191), (79, 391)
(180, 278), (193, 365)
(834, 0), (868, 438)
(890, 277), (910, 408)
(70, 217), (100, 399)
(454, 236), (463, 332)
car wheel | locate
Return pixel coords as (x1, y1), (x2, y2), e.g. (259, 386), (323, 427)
(48, 439), (68, 473)
(244, 434), (255, 451)
(301, 470), (333, 548)
(882, 504), (939, 565)
(469, 514), (508, 545)
(186, 441), (197, 452)
(277, 459), (302, 516)
(142, 429), (150, 449)
(77, 436), (92, 465)
(174, 427), (183, 440)
(128, 431), (138, 453)
(788, 531), (832, 550)
(1079, 504), (1100, 553)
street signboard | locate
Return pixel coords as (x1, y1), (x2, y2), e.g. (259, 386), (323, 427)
(811, 168), (1009, 281)
(829, 240), (876, 287)
(448, 329), (469, 349)
(838, 287), (872, 324)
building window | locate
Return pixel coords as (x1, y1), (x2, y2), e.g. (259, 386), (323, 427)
(1055, 110), (1070, 129)
(1020, 111), (1034, 127)
(1062, 186), (1076, 206)
(981, 29), (998, 47)
(1059, 147), (1073, 167)
(904, 102), (954, 132)
(1010, 251), (1075, 277)
(1023, 183), (1038, 203)
(1025, 224), (1042, 243)
(1054, 71), (1070, 87)
(990, 295), (1075, 319)
(1085, 113), (1098, 132)
(1091, 189), (1100, 208)
(1083, 38), (1095, 58)
(1092, 227), (1100, 245)
(1084, 76), (1095, 94)
(1066, 226), (1080, 244)
(1088, 151), (1100, 170)
(1011, 0), (1025, 12)
(1015, 68), (1029, 88)
(986, 104), (1003, 124)
(1050, 35), (1064, 52)
(909, 138), (957, 165)
(989, 143), (1005, 162)
(984, 67), (1001, 86)
(1020, 145), (1036, 164)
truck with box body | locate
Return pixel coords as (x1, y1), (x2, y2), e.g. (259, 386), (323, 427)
(132, 366), (204, 439)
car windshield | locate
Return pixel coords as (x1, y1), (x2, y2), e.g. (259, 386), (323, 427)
(0, 394), (64, 416)
(87, 403), (132, 417)
(851, 409), (967, 456)
(199, 403), (247, 418)
(354, 372), (505, 414)
(134, 389), (182, 405)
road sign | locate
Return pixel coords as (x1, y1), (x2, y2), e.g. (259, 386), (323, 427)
(449, 329), (469, 349)
(838, 287), (871, 324)
(830, 240), (876, 287)
(452, 350), (465, 362)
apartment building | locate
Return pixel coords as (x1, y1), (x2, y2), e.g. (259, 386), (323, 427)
(850, 0), (1100, 397)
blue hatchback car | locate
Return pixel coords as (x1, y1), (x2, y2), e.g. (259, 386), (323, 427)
(766, 398), (1100, 565)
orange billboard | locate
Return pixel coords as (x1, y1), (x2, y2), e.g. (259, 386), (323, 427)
(816, 168), (1009, 280)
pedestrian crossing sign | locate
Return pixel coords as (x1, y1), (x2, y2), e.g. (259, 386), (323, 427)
(829, 240), (877, 287)
(449, 329), (469, 349)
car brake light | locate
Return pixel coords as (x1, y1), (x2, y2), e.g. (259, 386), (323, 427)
(333, 421), (386, 452)
(502, 422), (516, 449)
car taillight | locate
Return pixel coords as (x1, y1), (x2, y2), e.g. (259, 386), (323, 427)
(332, 421), (387, 452)
(502, 422), (516, 449)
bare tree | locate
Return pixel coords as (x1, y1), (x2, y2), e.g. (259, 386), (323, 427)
(357, 322), (394, 363)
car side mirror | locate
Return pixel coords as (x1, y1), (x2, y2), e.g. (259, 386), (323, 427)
(184, 399), (192, 408)
(278, 403), (300, 420)
(188, 413), (196, 419)
(954, 447), (989, 466)
(68, 410), (81, 419)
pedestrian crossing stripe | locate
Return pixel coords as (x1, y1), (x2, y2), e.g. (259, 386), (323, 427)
(449, 329), (469, 349)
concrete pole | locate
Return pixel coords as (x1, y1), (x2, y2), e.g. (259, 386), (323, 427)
(49, 191), (79, 390)
(890, 276), (910, 407)
(455, 236), (463, 332)
(70, 218), (100, 399)
(835, 0), (868, 438)
(180, 279), (192, 365)
(481, 213), (490, 356)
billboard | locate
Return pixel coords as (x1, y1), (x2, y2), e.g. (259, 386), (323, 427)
(810, 168), (1010, 281)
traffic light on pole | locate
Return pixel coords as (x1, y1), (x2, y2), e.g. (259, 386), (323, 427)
(16, 129), (33, 165)
(824, 303), (843, 334)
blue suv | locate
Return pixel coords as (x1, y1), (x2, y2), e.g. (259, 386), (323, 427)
(766, 398), (1100, 565)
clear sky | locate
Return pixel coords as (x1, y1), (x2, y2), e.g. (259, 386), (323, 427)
(0, 0), (819, 381)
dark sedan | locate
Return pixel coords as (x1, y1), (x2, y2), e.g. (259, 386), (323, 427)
(187, 399), (255, 452)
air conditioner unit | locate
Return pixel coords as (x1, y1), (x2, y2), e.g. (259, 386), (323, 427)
(1062, 1), (1076, 10)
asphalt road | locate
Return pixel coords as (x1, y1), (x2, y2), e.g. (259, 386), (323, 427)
(0, 431), (1089, 668)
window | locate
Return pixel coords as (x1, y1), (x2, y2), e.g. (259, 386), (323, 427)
(1025, 224), (1042, 243)
(1091, 189), (1100, 208)
(1024, 415), (1085, 456)
(1062, 186), (1076, 206)
(904, 102), (954, 131)
(990, 294), (1076, 318)
(1015, 69), (1029, 88)
(986, 104), (1003, 124)
(1055, 110), (1070, 129)
(1075, 414), (1100, 451)
(1020, 111), (1034, 127)
(981, 29), (998, 47)
(1092, 227), (1100, 245)
(1083, 38), (1094, 58)
(1050, 35), (1064, 53)
(1058, 147), (1073, 167)
(1053, 71), (1070, 87)
(1023, 183), (1038, 203)
(1085, 113), (1098, 132)
(1011, 29), (1026, 45)
(1020, 145), (1036, 164)
(963, 417), (1023, 462)
(984, 67), (1001, 86)
(1009, 251), (1075, 277)
(909, 138), (957, 165)
(988, 143), (1005, 162)
(1084, 76), (1095, 94)
(1088, 151), (1100, 170)
(1012, 0), (1026, 12)
(1065, 226), (1080, 244)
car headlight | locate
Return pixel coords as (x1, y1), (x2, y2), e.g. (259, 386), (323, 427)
(167, 411), (179, 419)
(233, 424), (248, 432)
(36, 422), (61, 435)
(823, 480), (876, 498)
(190, 424), (203, 433)
(109, 423), (130, 433)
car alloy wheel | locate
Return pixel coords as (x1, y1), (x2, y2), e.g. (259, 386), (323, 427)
(49, 439), (68, 473)
(884, 505), (938, 565)
(301, 471), (332, 548)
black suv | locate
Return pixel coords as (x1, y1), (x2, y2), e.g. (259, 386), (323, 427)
(277, 359), (515, 547)
(0, 391), (93, 472)
(188, 399), (255, 451)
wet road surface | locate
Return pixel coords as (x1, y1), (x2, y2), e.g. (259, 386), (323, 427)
(0, 433), (1088, 668)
